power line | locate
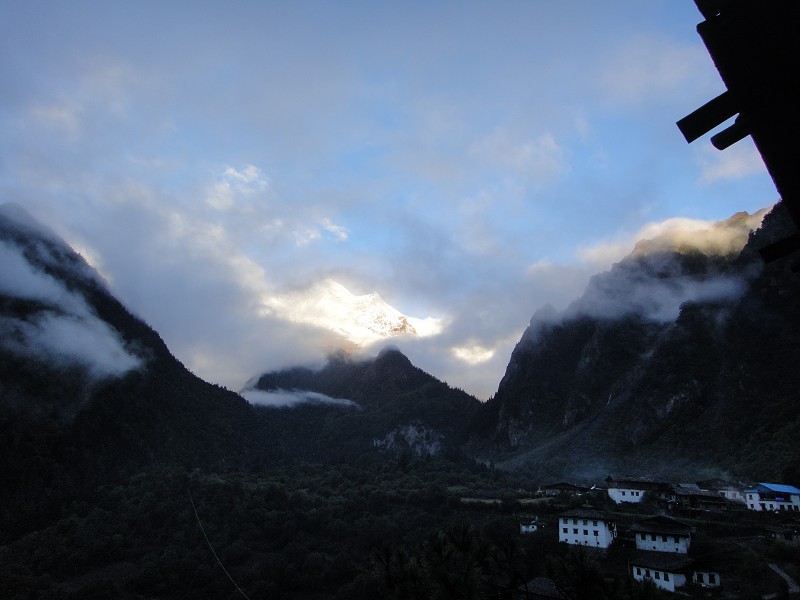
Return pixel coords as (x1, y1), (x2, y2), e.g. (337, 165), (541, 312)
(188, 486), (252, 600)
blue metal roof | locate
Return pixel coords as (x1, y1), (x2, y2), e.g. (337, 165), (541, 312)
(749, 483), (800, 494)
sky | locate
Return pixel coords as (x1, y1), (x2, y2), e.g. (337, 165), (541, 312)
(0, 1), (779, 399)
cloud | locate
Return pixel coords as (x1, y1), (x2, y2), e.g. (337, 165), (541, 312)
(695, 141), (766, 184)
(240, 388), (358, 409)
(0, 236), (141, 378)
(570, 265), (748, 323)
(0, 239), (86, 314)
(207, 164), (270, 211)
(469, 129), (568, 183)
(560, 210), (767, 322)
(451, 342), (495, 365)
(576, 211), (766, 268)
(0, 2), (777, 402)
(597, 33), (713, 107)
(0, 313), (141, 378)
(320, 218), (349, 242)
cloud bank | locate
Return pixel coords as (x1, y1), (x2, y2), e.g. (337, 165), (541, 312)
(241, 389), (358, 409)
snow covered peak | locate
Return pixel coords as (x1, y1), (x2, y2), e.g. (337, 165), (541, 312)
(263, 278), (442, 347)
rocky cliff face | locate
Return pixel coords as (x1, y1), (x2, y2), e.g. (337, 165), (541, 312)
(477, 204), (800, 482)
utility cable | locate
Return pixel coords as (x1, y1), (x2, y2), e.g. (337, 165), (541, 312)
(188, 486), (252, 600)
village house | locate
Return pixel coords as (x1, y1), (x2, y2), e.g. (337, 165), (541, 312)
(558, 508), (616, 549)
(663, 484), (733, 512)
(606, 476), (667, 504)
(692, 568), (722, 589)
(515, 577), (568, 599)
(630, 516), (691, 554)
(539, 482), (590, 497)
(696, 479), (750, 505)
(745, 483), (800, 512)
(630, 552), (693, 593)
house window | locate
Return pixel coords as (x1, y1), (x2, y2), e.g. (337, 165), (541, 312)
(639, 533), (645, 540)
(562, 518), (568, 524)
(661, 535), (667, 542)
(622, 491), (626, 496)
(573, 528), (578, 534)
(696, 573), (704, 584)
(645, 569), (651, 578)
(593, 520), (598, 526)
(593, 530), (599, 537)
(583, 530), (588, 536)
(664, 573), (669, 582)
(562, 528), (567, 534)
(573, 519), (578, 525)
(636, 568), (641, 576)
(673, 536), (680, 543)
(650, 534), (656, 541)
(655, 572), (660, 580)
(708, 574), (716, 584)
(583, 520), (587, 525)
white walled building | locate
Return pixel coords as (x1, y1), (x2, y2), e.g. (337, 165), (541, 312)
(606, 476), (667, 504)
(631, 553), (692, 593)
(608, 487), (646, 504)
(558, 509), (616, 549)
(745, 483), (800, 512)
(631, 516), (692, 554)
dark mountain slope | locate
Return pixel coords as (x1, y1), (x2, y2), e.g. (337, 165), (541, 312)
(246, 347), (482, 462)
(475, 204), (800, 482)
(0, 204), (274, 541)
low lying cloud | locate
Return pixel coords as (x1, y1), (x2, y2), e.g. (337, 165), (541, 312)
(0, 312), (141, 378)
(241, 388), (358, 409)
(518, 209), (769, 334)
(576, 210), (767, 268)
(570, 268), (748, 323)
(0, 223), (142, 378)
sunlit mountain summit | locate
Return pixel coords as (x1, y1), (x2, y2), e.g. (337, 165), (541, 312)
(261, 278), (443, 347)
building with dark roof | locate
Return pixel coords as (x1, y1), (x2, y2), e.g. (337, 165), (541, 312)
(516, 577), (568, 599)
(630, 516), (692, 554)
(630, 552), (693, 593)
(665, 484), (733, 512)
(605, 475), (669, 504)
(540, 482), (591, 496)
(558, 508), (616, 550)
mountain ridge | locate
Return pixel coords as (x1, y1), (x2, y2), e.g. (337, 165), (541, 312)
(0, 203), (274, 541)
(473, 202), (800, 483)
